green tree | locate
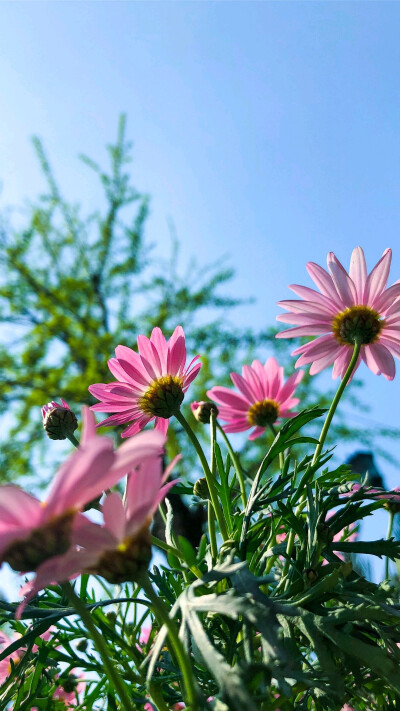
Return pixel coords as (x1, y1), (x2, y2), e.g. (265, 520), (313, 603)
(0, 116), (396, 484)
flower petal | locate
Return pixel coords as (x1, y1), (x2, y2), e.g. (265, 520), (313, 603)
(364, 248), (392, 307)
(327, 252), (357, 307)
(349, 246), (367, 303)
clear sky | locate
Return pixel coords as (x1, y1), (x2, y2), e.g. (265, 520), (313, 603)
(1, 2), (400, 567)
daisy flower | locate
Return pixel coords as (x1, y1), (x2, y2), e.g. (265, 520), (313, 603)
(0, 408), (165, 574)
(276, 247), (400, 380)
(207, 357), (304, 440)
(17, 455), (178, 615)
(89, 326), (202, 437)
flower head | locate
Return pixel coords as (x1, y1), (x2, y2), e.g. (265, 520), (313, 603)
(89, 326), (201, 438)
(0, 408), (165, 573)
(277, 247), (400, 380)
(207, 357), (304, 440)
(17, 455), (178, 614)
(42, 399), (78, 440)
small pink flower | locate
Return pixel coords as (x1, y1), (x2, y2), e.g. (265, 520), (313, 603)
(277, 247), (400, 380)
(207, 357), (304, 440)
(17, 454), (178, 614)
(89, 326), (202, 438)
(0, 408), (166, 574)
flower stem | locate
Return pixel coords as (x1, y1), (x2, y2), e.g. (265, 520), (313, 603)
(278, 340), (362, 591)
(385, 511), (394, 579)
(208, 500), (218, 559)
(312, 339), (361, 465)
(67, 433), (80, 448)
(216, 422), (247, 509)
(140, 575), (200, 710)
(61, 582), (136, 711)
(175, 409), (229, 540)
(269, 423), (284, 470)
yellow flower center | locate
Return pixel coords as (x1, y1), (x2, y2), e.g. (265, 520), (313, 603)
(332, 305), (384, 346)
(247, 399), (279, 427)
(139, 375), (184, 418)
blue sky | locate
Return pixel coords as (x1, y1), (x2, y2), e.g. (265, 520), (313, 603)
(1, 2), (400, 571)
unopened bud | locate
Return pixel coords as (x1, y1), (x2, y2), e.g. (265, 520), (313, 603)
(190, 401), (219, 424)
(42, 399), (78, 440)
(317, 522), (334, 544)
(193, 477), (210, 500)
(60, 674), (78, 693)
(76, 639), (88, 652)
(304, 568), (318, 583)
(106, 611), (117, 625)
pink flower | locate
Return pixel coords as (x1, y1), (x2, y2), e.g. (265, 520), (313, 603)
(88, 326), (201, 438)
(207, 357), (304, 440)
(277, 247), (400, 380)
(0, 631), (22, 684)
(17, 454), (178, 614)
(0, 408), (165, 574)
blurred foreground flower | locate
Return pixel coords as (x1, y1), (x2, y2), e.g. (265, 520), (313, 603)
(277, 247), (400, 380)
(0, 409), (165, 573)
(89, 326), (201, 437)
(207, 357), (303, 440)
(18, 455), (178, 612)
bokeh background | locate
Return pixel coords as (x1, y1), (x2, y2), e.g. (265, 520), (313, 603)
(1, 2), (400, 583)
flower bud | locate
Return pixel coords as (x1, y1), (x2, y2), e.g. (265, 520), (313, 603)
(193, 477), (210, 500)
(42, 399), (78, 440)
(190, 401), (219, 424)
(303, 567), (318, 583)
(76, 639), (88, 652)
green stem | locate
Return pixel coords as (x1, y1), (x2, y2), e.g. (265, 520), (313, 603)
(62, 582), (135, 711)
(140, 575), (199, 710)
(175, 409), (228, 541)
(312, 339), (361, 465)
(216, 422), (247, 509)
(151, 535), (202, 578)
(278, 340), (362, 591)
(385, 511), (394, 579)
(67, 433), (80, 448)
(269, 423), (284, 470)
(208, 500), (218, 559)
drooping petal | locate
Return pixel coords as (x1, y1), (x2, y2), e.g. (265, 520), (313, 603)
(363, 343), (396, 380)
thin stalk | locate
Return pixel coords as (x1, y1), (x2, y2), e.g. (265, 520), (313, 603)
(312, 339), (361, 465)
(151, 535), (203, 578)
(269, 423), (284, 470)
(67, 433), (80, 447)
(385, 511), (394, 580)
(140, 575), (200, 710)
(216, 422), (247, 509)
(278, 340), (362, 591)
(175, 409), (228, 540)
(62, 582), (136, 711)
(208, 500), (218, 559)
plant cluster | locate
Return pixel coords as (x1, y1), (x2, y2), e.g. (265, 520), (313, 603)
(1, 247), (400, 710)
